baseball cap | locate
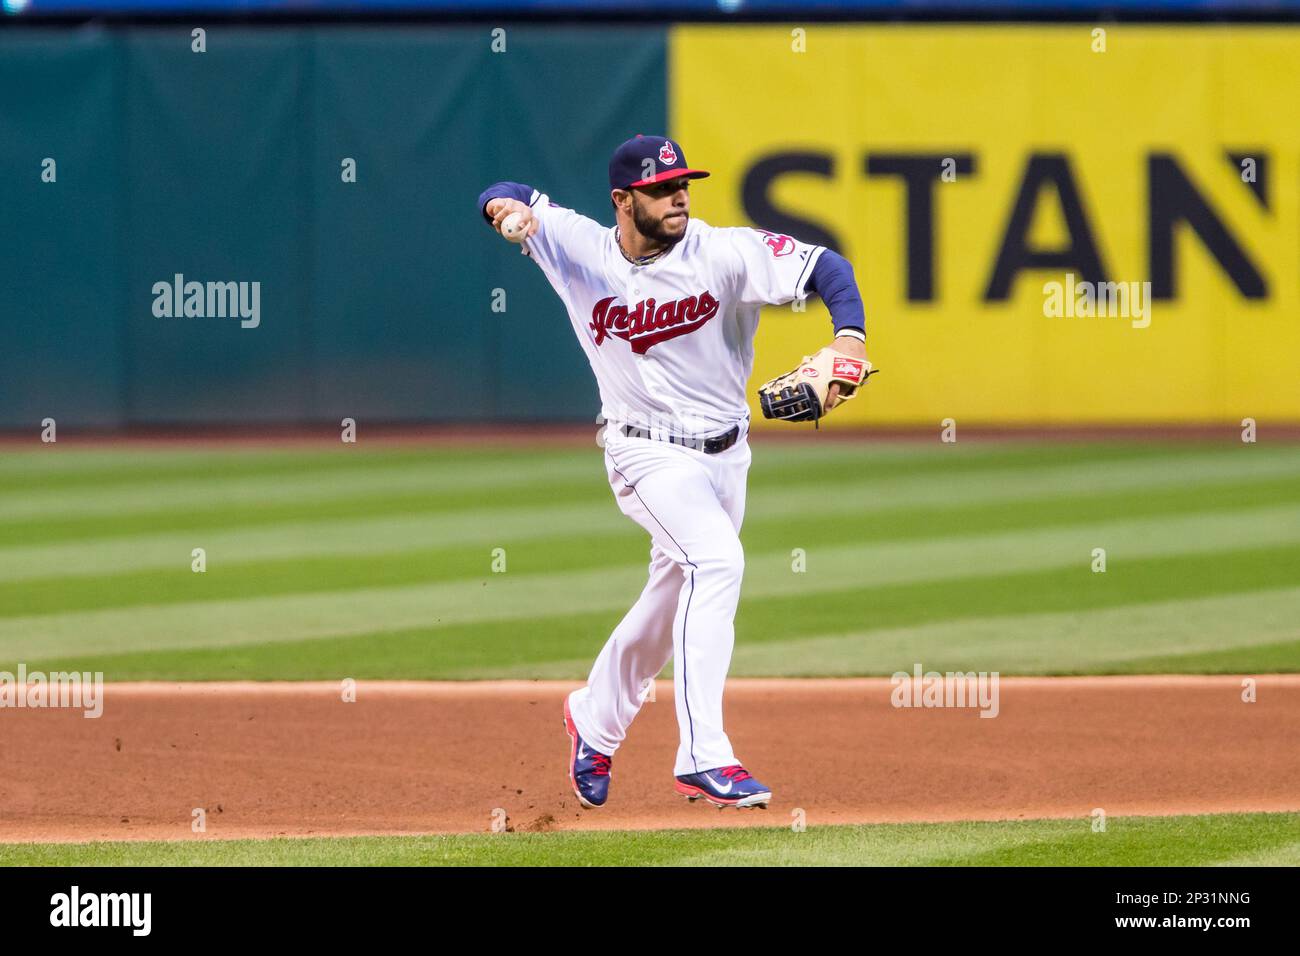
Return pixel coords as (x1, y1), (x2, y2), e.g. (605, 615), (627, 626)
(609, 134), (710, 192)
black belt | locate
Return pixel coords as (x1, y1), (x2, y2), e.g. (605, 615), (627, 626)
(621, 423), (740, 455)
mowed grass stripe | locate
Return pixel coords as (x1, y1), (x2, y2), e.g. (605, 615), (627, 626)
(732, 541), (1300, 648)
(0, 454), (603, 521)
(0, 441), (880, 491)
(12, 541), (1300, 676)
(729, 586), (1300, 676)
(8, 479), (1300, 616)
(10, 496), (1298, 622)
(5, 502), (1294, 665)
(0, 534), (643, 616)
(1108, 639), (1300, 675)
(0, 438), (1195, 487)
(5, 443), (1294, 529)
(21, 548), (1298, 679)
(0, 484), (584, 547)
(0, 445), (598, 489)
(0, 502), (628, 583)
(14, 458), (1300, 553)
(4, 503), (1298, 652)
(1, 813), (1295, 867)
(4, 446), (1299, 575)
(662, 444), (1300, 511)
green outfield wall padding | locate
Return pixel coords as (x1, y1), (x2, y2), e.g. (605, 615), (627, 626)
(0, 26), (669, 427)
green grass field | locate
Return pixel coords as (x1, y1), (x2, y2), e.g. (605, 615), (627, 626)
(2, 438), (1298, 866)
(2, 439), (1297, 680)
(2, 812), (1296, 866)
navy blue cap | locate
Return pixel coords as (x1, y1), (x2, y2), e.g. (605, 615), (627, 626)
(609, 134), (710, 192)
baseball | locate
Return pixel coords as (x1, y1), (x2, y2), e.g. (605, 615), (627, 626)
(500, 211), (527, 242)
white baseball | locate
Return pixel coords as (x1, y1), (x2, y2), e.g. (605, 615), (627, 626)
(501, 211), (527, 243)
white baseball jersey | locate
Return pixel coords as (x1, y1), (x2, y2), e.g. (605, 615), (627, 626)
(519, 190), (826, 437)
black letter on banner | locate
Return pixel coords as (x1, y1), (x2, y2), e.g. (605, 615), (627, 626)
(866, 153), (976, 301)
(1149, 154), (1267, 300)
(984, 154), (1108, 301)
(741, 153), (841, 253)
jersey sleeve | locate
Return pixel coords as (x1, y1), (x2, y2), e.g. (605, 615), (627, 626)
(520, 190), (606, 286)
(478, 181), (534, 222)
(718, 227), (827, 308)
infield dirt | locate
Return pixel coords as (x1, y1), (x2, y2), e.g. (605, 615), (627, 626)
(2, 677), (1296, 843)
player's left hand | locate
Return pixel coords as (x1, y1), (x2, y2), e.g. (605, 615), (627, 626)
(826, 336), (868, 410)
(756, 339), (877, 425)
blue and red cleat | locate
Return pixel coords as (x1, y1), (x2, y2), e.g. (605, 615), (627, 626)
(563, 698), (612, 809)
(675, 765), (772, 809)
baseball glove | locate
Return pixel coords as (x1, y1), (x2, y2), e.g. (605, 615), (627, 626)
(757, 346), (877, 426)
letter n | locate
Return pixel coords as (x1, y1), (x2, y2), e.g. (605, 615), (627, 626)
(1148, 154), (1267, 300)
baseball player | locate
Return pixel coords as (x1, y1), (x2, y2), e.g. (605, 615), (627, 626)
(477, 134), (874, 810)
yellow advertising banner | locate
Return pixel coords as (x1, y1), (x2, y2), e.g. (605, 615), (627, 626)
(671, 25), (1300, 424)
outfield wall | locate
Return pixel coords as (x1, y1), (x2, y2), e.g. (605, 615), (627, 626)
(677, 25), (1300, 425)
(1, 24), (1297, 427)
(0, 26), (665, 427)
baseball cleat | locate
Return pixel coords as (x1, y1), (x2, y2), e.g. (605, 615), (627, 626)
(674, 765), (771, 809)
(563, 698), (612, 809)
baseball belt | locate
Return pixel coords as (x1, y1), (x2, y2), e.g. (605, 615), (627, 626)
(620, 423), (740, 455)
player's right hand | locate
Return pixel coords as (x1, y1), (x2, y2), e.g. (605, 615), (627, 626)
(486, 198), (539, 241)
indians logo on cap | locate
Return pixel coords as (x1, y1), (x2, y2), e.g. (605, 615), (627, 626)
(658, 142), (678, 165)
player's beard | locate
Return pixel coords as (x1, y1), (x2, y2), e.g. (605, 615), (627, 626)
(632, 196), (687, 248)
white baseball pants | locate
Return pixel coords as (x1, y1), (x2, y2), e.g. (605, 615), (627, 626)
(566, 425), (751, 777)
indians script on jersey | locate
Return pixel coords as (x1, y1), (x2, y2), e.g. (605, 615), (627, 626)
(589, 292), (720, 354)
(521, 189), (826, 432)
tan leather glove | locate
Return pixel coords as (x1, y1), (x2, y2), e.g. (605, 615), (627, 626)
(757, 346), (878, 426)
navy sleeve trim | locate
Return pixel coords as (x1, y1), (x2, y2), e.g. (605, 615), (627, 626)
(806, 249), (867, 337)
(477, 182), (536, 223)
